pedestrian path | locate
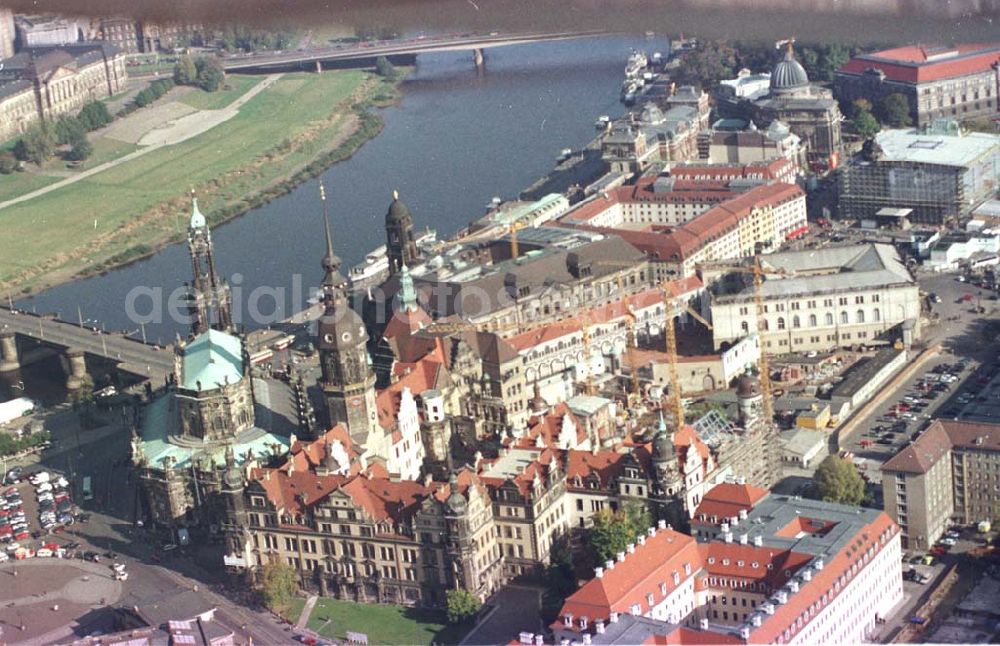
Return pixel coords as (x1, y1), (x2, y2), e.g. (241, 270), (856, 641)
(296, 594), (318, 630)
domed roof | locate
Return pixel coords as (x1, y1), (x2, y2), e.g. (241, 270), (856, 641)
(736, 371), (762, 399)
(446, 473), (467, 512)
(386, 190), (412, 224)
(770, 47), (809, 94)
(316, 302), (368, 352)
(190, 198), (207, 229)
(529, 383), (549, 415)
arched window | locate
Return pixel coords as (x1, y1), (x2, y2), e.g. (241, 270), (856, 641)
(809, 314), (817, 327)
(762, 319), (769, 331)
(856, 309), (865, 324)
(840, 311), (849, 324)
(873, 308), (881, 322)
(792, 315), (801, 328)
(777, 317), (786, 330)
(825, 313), (834, 326)
(741, 321), (750, 334)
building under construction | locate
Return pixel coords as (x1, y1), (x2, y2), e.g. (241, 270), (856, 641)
(838, 121), (1000, 224)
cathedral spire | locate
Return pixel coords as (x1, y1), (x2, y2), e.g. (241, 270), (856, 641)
(185, 195), (232, 336)
(319, 184), (345, 301)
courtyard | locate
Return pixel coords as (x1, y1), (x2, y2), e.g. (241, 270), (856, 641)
(289, 596), (469, 646)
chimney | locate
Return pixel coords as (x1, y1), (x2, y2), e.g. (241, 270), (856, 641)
(775, 590), (788, 604)
(723, 532), (733, 544)
(739, 534), (748, 545)
(789, 580), (800, 593)
(535, 636), (545, 646)
(721, 522), (730, 533)
(762, 602), (775, 615)
(752, 614), (762, 627)
(740, 626), (751, 640)
(752, 535), (763, 547)
(648, 527), (656, 537)
(802, 568), (812, 582)
(739, 509), (748, 520)
(606, 559), (615, 571)
(637, 535), (646, 546)
(627, 543), (636, 554)
(583, 635), (592, 645)
(730, 516), (739, 527)
(737, 476), (746, 485)
(814, 558), (824, 570)
(594, 566), (604, 579)
(699, 618), (709, 630)
(519, 633), (534, 645)
(610, 612), (620, 624)
(657, 519), (667, 530)
(616, 551), (626, 563)
(595, 620), (606, 635)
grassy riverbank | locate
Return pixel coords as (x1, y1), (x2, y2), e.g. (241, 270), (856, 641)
(0, 70), (400, 295)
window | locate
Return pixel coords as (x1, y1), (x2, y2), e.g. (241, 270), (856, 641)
(873, 308), (880, 322)
(825, 313), (834, 326)
(792, 315), (801, 329)
(777, 317), (786, 330)
(840, 311), (849, 324)
(809, 314), (817, 327)
(856, 310), (865, 324)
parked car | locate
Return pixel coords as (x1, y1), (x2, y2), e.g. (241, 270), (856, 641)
(35, 482), (53, 494)
(5, 468), (22, 484)
(27, 471), (49, 486)
(939, 537), (957, 546)
(83, 551), (100, 562)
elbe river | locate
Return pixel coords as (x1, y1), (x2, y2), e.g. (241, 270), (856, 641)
(17, 35), (669, 344)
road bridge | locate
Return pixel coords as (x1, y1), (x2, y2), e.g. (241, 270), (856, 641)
(215, 30), (609, 73)
(0, 306), (173, 388)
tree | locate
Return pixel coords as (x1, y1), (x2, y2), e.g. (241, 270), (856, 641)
(585, 502), (651, 565)
(13, 124), (55, 165)
(77, 101), (113, 131)
(849, 98), (873, 118)
(195, 57), (225, 92)
(546, 534), (577, 597)
(53, 116), (85, 146)
(674, 41), (738, 88)
(260, 559), (299, 614)
(446, 588), (482, 625)
(852, 109), (881, 139)
(813, 455), (866, 506)
(0, 153), (17, 175)
(375, 56), (398, 80)
(66, 135), (93, 162)
(878, 93), (913, 128)
(173, 55), (197, 85)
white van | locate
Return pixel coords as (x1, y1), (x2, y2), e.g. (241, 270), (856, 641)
(35, 482), (53, 494)
(28, 471), (50, 486)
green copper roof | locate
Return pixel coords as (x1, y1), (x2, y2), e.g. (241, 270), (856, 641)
(182, 329), (244, 391)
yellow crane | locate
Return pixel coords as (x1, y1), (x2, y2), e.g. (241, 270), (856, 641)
(509, 221), (528, 258)
(660, 286), (685, 429)
(695, 253), (794, 423)
(614, 274), (642, 406)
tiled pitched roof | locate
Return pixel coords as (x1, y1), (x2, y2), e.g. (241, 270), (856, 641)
(700, 542), (812, 588)
(693, 482), (770, 522)
(509, 402), (587, 450)
(558, 527), (701, 623)
(838, 43), (1000, 83)
(881, 419), (1000, 475)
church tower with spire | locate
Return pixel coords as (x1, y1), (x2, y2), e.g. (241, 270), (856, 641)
(186, 198), (233, 337)
(385, 190), (419, 276)
(315, 186), (380, 446)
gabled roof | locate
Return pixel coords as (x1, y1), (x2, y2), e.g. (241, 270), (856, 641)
(881, 419), (1000, 474)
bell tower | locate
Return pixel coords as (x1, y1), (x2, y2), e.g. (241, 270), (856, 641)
(186, 197), (233, 337)
(385, 190), (419, 275)
(315, 185), (380, 446)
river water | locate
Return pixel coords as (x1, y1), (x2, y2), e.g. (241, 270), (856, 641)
(17, 35), (668, 344)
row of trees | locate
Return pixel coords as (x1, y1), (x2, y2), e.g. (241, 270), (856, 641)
(672, 40), (861, 89)
(846, 93), (913, 139)
(259, 559), (482, 625)
(173, 56), (226, 92)
(2, 100), (113, 170)
(133, 78), (176, 109)
(0, 430), (51, 457)
(218, 25), (295, 53)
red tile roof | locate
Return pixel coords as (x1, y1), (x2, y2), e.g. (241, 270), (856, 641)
(881, 419), (1000, 474)
(693, 482), (770, 523)
(510, 402), (587, 450)
(479, 447), (561, 499)
(838, 43), (1000, 83)
(700, 542), (812, 589)
(558, 527), (702, 623)
(377, 357), (445, 430)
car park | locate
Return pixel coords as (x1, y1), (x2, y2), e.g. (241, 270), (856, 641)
(27, 471), (49, 486)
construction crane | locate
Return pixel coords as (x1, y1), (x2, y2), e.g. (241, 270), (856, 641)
(614, 274), (642, 406)
(662, 292), (685, 429)
(509, 221), (528, 259)
(695, 253), (794, 423)
(579, 311), (597, 396)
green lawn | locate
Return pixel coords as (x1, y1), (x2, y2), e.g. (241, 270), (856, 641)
(178, 75), (260, 110)
(0, 70), (373, 289)
(288, 597), (470, 646)
(0, 172), (59, 202)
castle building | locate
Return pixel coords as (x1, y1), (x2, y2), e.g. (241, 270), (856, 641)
(0, 8), (14, 59)
(315, 190), (380, 447)
(385, 190), (419, 275)
(185, 199), (234, 337)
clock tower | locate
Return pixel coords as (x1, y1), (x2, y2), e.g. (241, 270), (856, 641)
(315, 186), (379, 447)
